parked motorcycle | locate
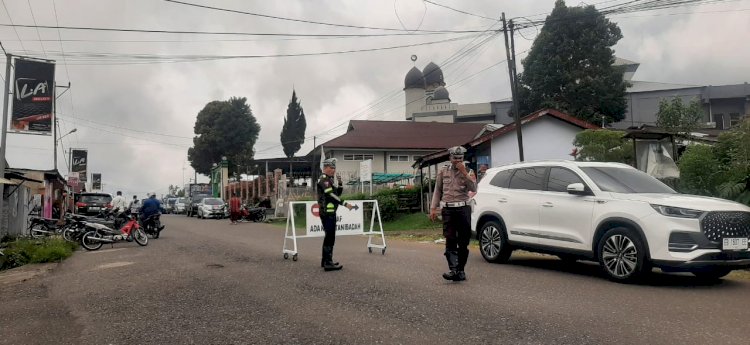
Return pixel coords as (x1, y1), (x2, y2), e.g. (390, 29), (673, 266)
(29, 212), (88, 239)
(140, 213), (164, 239)
(240, 205), (266, 223)
(80, 214), (148, 251)
(61, 215), (91, 243)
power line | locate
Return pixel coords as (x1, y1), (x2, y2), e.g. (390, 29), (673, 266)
(25, 0), (46, 58)
(58, 117), (192, 148)
(9, 34), (489, 65)
(60, 114), (194, 139)
(0, 23), (486, 38)
(423, 0), (499, 21)
(162, 0), (487, 33)
(1, 0), (27, 54)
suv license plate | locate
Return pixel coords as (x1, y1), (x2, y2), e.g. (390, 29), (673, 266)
(90, 207), (100, 211)
(722, 238), (748, 251)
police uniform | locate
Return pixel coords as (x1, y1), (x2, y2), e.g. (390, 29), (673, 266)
(317, 158), (349, 271)
(431, 146), (477, 281)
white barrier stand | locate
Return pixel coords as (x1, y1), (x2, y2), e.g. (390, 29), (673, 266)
(282, 200), (387, 261)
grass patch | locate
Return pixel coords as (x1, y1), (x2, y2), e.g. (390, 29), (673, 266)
(0, 237), (78, 271)
(382, 213), (437, 232)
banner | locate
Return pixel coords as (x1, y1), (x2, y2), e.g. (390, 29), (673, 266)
(303, 201), (364, 237)
(359, 159), (372, 182)
(70, 149), (88, 182)
(12, 58), (55, 134)
(92, 173), (102, 190)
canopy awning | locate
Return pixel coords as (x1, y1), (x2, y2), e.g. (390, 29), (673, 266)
(347, 173), (414, 185)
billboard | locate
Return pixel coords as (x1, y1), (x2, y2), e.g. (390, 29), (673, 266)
(12, 58), (55, 134)
(92, 173), (102, 190)
(70, 149), (88, 182)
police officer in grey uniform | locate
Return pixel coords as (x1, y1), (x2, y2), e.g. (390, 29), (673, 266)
(317, 158), (354, 271)
(430, 146), (477, 281)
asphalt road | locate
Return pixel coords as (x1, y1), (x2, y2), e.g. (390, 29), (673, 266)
(2, 215), (750, 345)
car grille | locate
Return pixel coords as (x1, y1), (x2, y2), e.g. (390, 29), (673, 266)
(700, 211), (750, 242)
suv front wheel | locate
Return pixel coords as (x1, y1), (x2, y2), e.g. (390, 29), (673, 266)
(479, 221), (513, 263)
(597, 227), (651, 283)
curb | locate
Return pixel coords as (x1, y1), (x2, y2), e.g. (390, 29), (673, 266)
(0, 262), (58, 287)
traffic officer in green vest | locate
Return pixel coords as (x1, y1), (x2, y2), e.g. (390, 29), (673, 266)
(430, 146), (477, 281)
(318, 158), (354, 271)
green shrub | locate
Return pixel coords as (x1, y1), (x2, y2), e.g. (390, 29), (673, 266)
(677, 144), (725, 196)
(0, 237), (77, 270)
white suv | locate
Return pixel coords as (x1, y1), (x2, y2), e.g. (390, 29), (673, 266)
(472, 161), (750, 282)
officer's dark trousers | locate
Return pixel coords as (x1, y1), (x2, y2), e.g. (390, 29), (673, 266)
(442, 206), (471, 271)
(321, 215), (337, 263)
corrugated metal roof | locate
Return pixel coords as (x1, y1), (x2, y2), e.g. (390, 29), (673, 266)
(628, 80), (702, 93)
(313, 120), (485, 152)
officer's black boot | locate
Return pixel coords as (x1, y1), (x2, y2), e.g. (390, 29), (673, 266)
(442, 251), (459, 281)
(456, 249), (469, 281)
(322, 246), (342, 271)
(321, 246), (339, 268)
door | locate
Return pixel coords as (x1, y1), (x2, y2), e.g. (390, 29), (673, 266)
(503, 167), (547, 244)
(538, 167), (595, 251)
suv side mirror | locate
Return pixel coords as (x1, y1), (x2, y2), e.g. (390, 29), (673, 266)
(567, 183), (591, 196)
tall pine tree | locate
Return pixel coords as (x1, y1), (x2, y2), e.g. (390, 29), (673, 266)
(280, 90), (307, 158)
(517, 0), (628, 125)
(280, 90), (307, 185)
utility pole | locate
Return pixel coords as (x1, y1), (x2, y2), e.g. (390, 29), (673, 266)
(311, 136), (316, 188)
(0, 53), (11, 230)
(502, 13), (525, 162)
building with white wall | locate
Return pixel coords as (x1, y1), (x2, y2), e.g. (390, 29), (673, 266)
(403, 58), (750, 130)
(310, 120), (487, 183)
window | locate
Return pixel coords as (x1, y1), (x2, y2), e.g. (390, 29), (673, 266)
(344, 154), (374, 161)
(580, 167), (675, 194)
(389, 155), (409, 162)
(489, 169), (514, 188)
(508, 167), (546, 191)
(730, 113), (741, 127)
(547, 167), (585, 193)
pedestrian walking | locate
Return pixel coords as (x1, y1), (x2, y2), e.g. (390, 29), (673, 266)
(317, 158), (354, 271)
(430, 146), (476, 282)
(229, 193), (242, 224)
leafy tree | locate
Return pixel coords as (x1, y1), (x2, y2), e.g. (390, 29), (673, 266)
(517, 0), (628, 124)
(572, 129), (631, 163)
(678, 118), (750, 204)
(656, 97), (705, 135)
(280, 90), (307, 158)
(188, 97), (261, 176)
(677, 145), (723, 196)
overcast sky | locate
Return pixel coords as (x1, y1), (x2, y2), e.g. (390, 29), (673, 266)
(2, 0), (748, 197)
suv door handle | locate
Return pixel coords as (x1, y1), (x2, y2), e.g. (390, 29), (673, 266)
(542, 202), (554, 208)
(498, 198), (508, 203)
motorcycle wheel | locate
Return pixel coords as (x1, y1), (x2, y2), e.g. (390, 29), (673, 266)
(29, 223), (49, 239)
(133, 229), (148, 246)
(80, 230), (103, 251)
(153, 227), (160, 239)
(62, 228), (76, 242)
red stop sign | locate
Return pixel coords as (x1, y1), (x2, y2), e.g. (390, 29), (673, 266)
(311, 204), (320, 218)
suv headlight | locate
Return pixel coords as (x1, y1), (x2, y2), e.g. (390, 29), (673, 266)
(651, 205), (704, 218)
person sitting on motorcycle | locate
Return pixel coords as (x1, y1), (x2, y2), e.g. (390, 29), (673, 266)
(129, 195), (141, 215)
(140, 193), (165, 231)
(111, 191), (129, 228)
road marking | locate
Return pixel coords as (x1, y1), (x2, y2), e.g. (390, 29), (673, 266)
(94, 262), (134, 270)
(84, 248), (126, 254)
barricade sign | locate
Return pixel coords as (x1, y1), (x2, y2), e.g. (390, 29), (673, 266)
(282, 200), (387, 261)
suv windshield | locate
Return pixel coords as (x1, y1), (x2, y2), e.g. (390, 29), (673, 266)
(203, 198), (223, 205)
(80, 195), (112, 204)
(178, 198), (188, 203)
(581, 167), (675, 194)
